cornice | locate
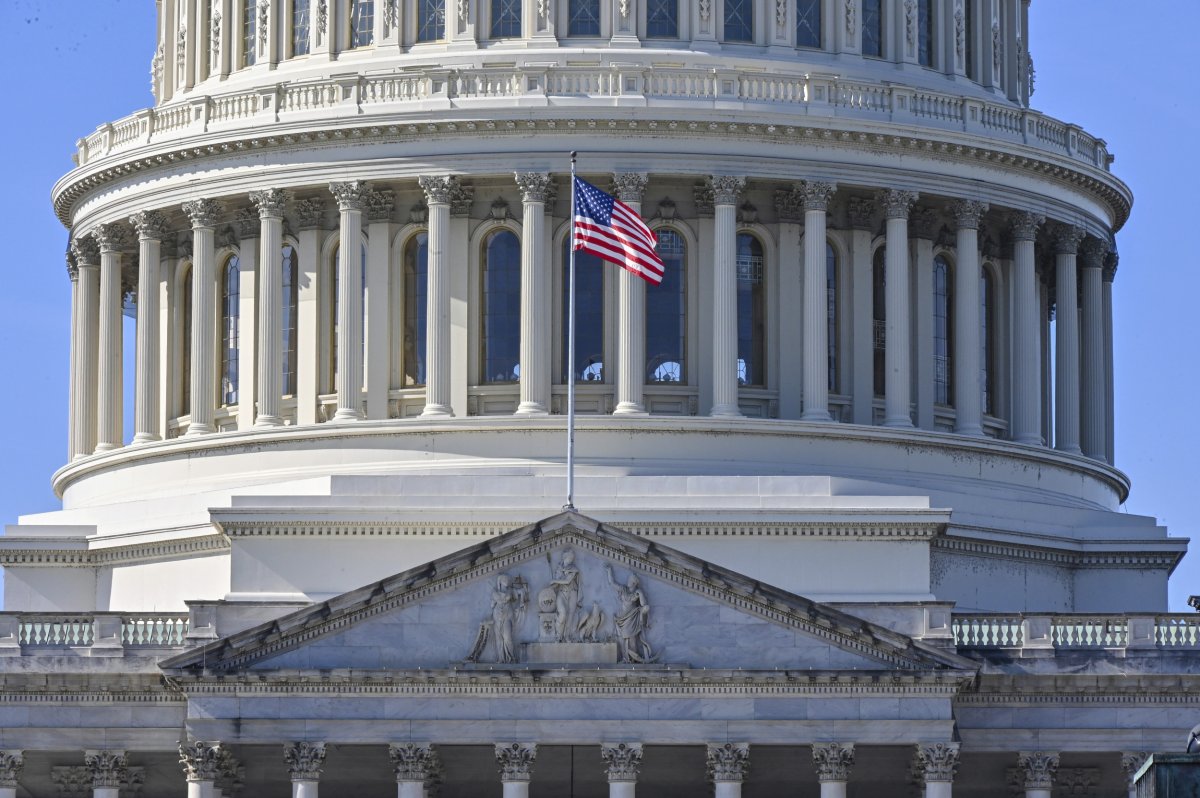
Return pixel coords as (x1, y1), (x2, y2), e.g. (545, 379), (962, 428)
(932, 535), (1183, 570)
(0, 533), (228, 568)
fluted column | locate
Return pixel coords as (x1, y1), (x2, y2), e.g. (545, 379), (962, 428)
(284, 742), (325, 798)
(915, 743), (959, 798)
(496, 743), (537, 798)
(66, 252), (80, 460)
(1018, 751), (1058, 798)
(71, 237), (101, 460)
(85, 750), (128, 798)
(1079, 237), (1107, 460)
(611, 173), (650, 415)
(601, 743), (643, 798)
(181, 199), (221, 435)
(130, 211), (168, 443)
(706, 743), (749, 798)
(1053, 225), (1084, 454)
(94, 223), (128, 451)
(1121, 752), (1149, 798)
(801, 181), (837, 421)
(330, 181), (369, 421)
(881, 190), (918, 428)
(389, 743), (440, 798)
(251, 189), (287, 427)
(0, 750), (23, 798)
(951, 200), (988, 436)
(514, 173), (552, 416)
(1103, 252), (1118, 464)
(813, 743), (855, 798)
(710, 176), (746, 418)
(179, 741), (222, 798)
(419, 176), (456, 417)
(1010, 212), (1044, 444)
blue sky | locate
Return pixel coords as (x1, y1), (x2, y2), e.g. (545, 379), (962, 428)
(1, 2), (1198, 609)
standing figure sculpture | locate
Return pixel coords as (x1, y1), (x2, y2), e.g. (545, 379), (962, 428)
(605, 564), (655, 663)
(491, 574), (527, 663)
(549, 550), (582, 642)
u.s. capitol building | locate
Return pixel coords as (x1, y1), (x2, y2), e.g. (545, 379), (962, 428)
(0, 0), (1191, 795)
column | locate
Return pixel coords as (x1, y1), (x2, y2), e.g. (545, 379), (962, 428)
(812, 743), (854, 798)
(233, 210), (260, 431)
(66, 252), (80, 460)
(880, 189), (918, 428)
(847, 199), (875, 425)
(389, 743), (440, 798)
(1052, 224), (1084, 454)
(710, 176), (746, 418)
(365, 189), (394, 420)
(1103, 252), (1117, 464)
(419, 176), (456, 418)
(911, 209), (936, 430)
(179, 741), (222, 798)
(330, 182), (369, 422)
(774, 189), (804, 419)
(601, 743), (643, 798)
(85, 750), (128, 798)
(0, 750), (23, 798)
(706, 743), (749, 798)
(611, 173), (650, 415)
(71, 237), (101, 460)
(448, 183), (474, 417)
(284, 742), (325, 798)
(181, 199), (222, 435)
(295, 197), (325, 426)
(952, 200), (989, 436)
(130, 211), (168, 443)
(1010, 212), (1044, 444)
(1017, 751), (1058, 798)
(1079, 237), (1106, 460)
(1121, 752), (1149, 798)
(801, 181), (838, 421)
(915, 743), (959, 798)
(496, 743), (537, 798)
(250, 189), (288, 427)
(514, 173), (553, 416)
(94, 223), (128, 451)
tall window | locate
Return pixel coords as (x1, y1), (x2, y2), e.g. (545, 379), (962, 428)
(872, 248), (885, 397)
(826, 242), (838, 392)
(796, 0), (821, 48)
(242, 0), (257, 67)
(646, 229), (686, 383)
(491, 0), (522, 38)
(292, 0), (311, 56)
(646, 0), (679, 38)
(736, 233), (765, 387)
(403, 234), (429, 386)
(724, 0), (754, 42)
(568, 0), (601, 36)
(918, 0), (934, 66)
(328, 243), (367, 392)
(350, 0), (375, 47)
(282, 245), (299, 396)
(981, 267), (996, 416)
(964, 0), (975, 79)
(181, 266), (193, 415)
(221, 256), (241, 406)
(417, 0), (446, 42)
(862, 0), (882, 57)
(481, 231), (521, 383)
(561, 242), (605, 382)
(933, 254), (954, 406)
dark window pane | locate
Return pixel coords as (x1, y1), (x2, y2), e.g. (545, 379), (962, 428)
(872, 247), (885, 397)
(482, 231), (521, 383)
(282, 245), (299, 396)
(646, 0), (678, 38)
(982, 269), (995, 415)
(826, 242), (838, 392)
(568, 0), (601, 36)
(222, 256), (241, 406)
(242, 0), (257, 67)
(404, 234), (429, 386)
(646, 229), (686, 383)
(965, 0), (975, 79)
(736, 233), (765, 387)
(350, 0), (375, 48)
(417, 0), (446, 41)
(292, 0), (311, 56)
(918, 0), (933, 66)
(862, 0), (882, 57)
(796, 0), (821, 48)
(181, 268), (193, 415)
(491, 0), (521, 38)
(725, 0), (753, 42)
(561, 241), (605, 382)
(934, 255), (954, 406)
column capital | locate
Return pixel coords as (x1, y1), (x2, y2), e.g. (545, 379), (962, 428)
(85, 750), (129, 789)
(0, 750), (23, 789)
(708, 175), (746, 205)
(228, 207), (256, 238)
(951, 199), (989, 230)
(1121, 752), (1150, 783)
(514, 172), (553, 203)
(846, 197), (876, 230)
(773, 188), (804, 223)
(1103, 251), (1119, 283)
(449, 181), (475, 216)
(419, 175), (460, 205)
(600, 743), (643, 783)
(915, 742), (959, 784)
(329, 181), (370, 211)
(182, 198), (224, 228)
(694, 184), (715, 217)
(800, 180), (837, 212)
(71, 234), (101, 266)
(178, 740), (223, 782)
(365, 188), (395, 223)
(250, 188), (290, 218)
(389, 743), (439, 782)
(214, 748), (243, 795)
(1079, 236), (1107, 269)
(129, 210), (169, 240)
(284, 741), (326, 781)
(294, 198), (327, 230)
(94, 222), (131, 253)
(495, 742), (537, 782)
(878, 189), (918, 219)
(1009, 211), (1045, 242)
(1018, 751), (1060, 791)
(812, 742), (855, 782)
(65, 246), (78, 280)
(705, 742), (750, 784)
(612, 173), (649, 204)
(1051, 224), (1085, 255)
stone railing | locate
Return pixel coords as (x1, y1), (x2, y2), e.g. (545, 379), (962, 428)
(0, 612), (190, 656)
(72, 66), (1111, 172)
(952, 613), (1200, 652)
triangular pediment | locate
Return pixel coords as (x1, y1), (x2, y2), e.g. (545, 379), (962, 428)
(161, 512), (973, 674)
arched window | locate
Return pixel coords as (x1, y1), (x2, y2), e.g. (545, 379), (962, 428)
(981, 267), (996, 416)
(403, 233), (429, 386)
(646, 0), (679, 38)
(481, 230), (521, 383)
(646, 229), (686, 383)
(292, 0), (311, 56)
(417, 0), (446, 42)
(180, 265), (193, 415)
(872, 247), (885, 397)
(492, 0), (522, 38)
(282, 245), (299, 396)
(933, 254), (954, 406)
(561, 241), (605, 383)
(724, 0), (754, 42)
(328, 243), (367, 393)
(826, 242), (838, 392)
(221, 255), (241, 406)
(242, 0), (257, 67)
(736, 233), (765, 387)
(350, 0), (375, 47)
(918, 0), (934, 66)
(796, 0), (821, 48)
(568, 0), (601, 36)
(862, 0), (882, 57)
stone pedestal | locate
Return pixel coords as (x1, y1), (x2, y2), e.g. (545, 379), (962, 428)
(524, 641), (619, 664)
(1132, 754), (1200, 797)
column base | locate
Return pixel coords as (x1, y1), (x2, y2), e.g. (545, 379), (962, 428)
(710, 404), (743, 419)
(1055, 443), (1083, 455)
(1014, 433), (1044, 446)
(94, 442), (121, 452)
(801, 409), (834, 423)
(514, 403), (549, 416)
(954, 423), (985, 437)
(254, 415), (284, 429)
(882, 416), (914, 429)
(332, 408), (365, 422)
(131, 432), (162, 444)
(420, 404), (454, 419)
(612, 402), (648, 416)
(182, 424), (215, 437)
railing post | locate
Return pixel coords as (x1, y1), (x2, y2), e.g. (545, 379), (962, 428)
(1020, 615), (1054, 656)
(0, 616), (19, 657)
(1126, 616), (1158, 650)
(90, 613), (125, 657)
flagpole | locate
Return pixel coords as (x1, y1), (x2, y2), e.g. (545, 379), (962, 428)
(565, 151), (578, 512)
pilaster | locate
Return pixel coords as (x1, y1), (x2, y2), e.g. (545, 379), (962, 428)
(847, 198), (875, 425)
(1010, 211), (1044, 444)
(1052, 224), (1084, 454)
(774, 187), (804, 420)
(911, 208), (936, 430)
(295, 200), (324, 426)
(233, 208), (259, 431)
(365, 188), (395, 420)
(952, 199), (988, 436)
(1079, 236), (1106, 460)
(448, 183), (474, 417)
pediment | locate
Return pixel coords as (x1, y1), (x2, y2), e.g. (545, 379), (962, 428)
(161, 512), (973, 674)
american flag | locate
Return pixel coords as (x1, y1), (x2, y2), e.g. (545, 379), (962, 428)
(572, 177), (665, 284)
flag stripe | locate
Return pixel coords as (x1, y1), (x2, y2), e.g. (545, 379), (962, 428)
(571, 177), (665, 285)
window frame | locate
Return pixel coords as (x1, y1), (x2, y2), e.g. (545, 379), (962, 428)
(479, 227), (523, 385)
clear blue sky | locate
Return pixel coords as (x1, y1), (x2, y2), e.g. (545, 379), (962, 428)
(1, 2), (1198, 609)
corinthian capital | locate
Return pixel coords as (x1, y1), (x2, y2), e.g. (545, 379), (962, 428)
(1009, 211), (1044, 242)
(951, 199), (989, 230)
(1103, 250), (1119, 283)
(706, 743), (750, 783)
(419, 175), (459, 205)
(1018, 751), (1059, 791)
(1051, 224), (1085, 255)
(179, 741), (223, 782)
(0, 750), (23, 789)
(129, 210), (169, 240)
(495, 743), (537, 783)
(183, 198), (224, 228)
(284, 742), (326, 782)
(801, 181), (837, 212)
(85, 750), (128, 789)
(365, 189), (395, 222)
(601, 743), (643, 783)
(294, 198), (326, 230)
(514, 172), (553, 203)
(612, 173), (649, 204)
(389, 743), (438, 782)
(94, 222), (131, 253)
(329, 181), (369, 212)
(1079, 236), (1107, 268)
(879, 189), (918, 219)
(708, 175), (746, 206)
(915, 743), (959, 784)
(71, 235), (101, 266)
(249, 189), (289, 218)
(813, 743), (855, 782)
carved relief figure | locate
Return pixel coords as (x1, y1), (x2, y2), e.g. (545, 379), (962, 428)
(605, 564), (655, 663)
(576, 601), (606, 642)
(548, 550), (582, 642)
(491, 574), (527, 663)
